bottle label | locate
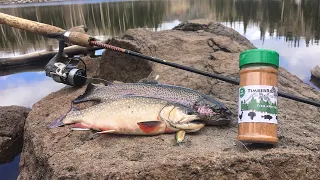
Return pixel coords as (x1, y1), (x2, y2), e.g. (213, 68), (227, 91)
(238, 85), (278, 124)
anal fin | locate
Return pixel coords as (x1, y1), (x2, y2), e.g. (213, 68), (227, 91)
(70, 123), (91, 131)
(96, 130), (116, 134)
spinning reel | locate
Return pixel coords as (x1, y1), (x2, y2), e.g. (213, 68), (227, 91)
(44, 32), (87, 87)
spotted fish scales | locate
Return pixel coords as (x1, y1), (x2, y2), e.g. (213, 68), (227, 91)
(73, 83), (233, 125)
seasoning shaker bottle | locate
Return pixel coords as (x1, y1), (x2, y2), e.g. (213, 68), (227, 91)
(237, 49), (279, 144)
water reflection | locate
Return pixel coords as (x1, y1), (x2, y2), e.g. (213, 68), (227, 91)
(0, 72), (65, 108)
(0, 0), (167, 56)
(223, 21), (320, 90)
(0, 154), (20, 180)
(0, 0), (319, 179)
(0, 0), (319, 56)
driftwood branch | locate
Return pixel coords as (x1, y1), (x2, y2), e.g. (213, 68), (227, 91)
(0, 63), (45, 76)
(0, 45), (103, 69)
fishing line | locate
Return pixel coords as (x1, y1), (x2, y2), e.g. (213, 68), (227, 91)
(0, 12), (317, 106)
(76, 74), (113, 85)
(233, 139), (268, 179)
(88, 40), (320, 108)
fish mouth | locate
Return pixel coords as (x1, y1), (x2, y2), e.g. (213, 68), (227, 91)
(188, 120), (204, 124)
(204, 114), (233, 126)
(172, 115), (205, 131)
(178, 115), (200, 123)
(181, 121), (205, 132)
(200, 108), (233, 126)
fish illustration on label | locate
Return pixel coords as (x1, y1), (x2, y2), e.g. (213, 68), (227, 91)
(238, 85), (278, 124)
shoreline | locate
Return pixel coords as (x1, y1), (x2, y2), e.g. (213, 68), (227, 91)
(0, 0), (139, 6)
(0, 0), (62, 5)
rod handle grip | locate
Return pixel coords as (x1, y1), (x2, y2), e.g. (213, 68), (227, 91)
(66, 32), (93, 47)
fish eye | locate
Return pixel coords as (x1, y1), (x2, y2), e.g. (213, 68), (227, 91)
(215, 106), (221, 111)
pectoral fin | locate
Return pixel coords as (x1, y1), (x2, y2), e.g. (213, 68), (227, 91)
(176, 130), (186, 145)
(137, 121), (162, 133)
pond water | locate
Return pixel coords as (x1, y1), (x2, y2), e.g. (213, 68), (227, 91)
(0, 0), (319, 179)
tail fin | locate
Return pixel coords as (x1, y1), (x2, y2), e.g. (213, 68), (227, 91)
(72, 83), (100, 104)
(48, 106), (77, 128)
(48, 113), (66, 128)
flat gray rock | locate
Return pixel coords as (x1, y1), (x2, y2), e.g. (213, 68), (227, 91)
(19, 20), (320, 179)
(311, 65), (320, 79)
(0, 106), (30, 164)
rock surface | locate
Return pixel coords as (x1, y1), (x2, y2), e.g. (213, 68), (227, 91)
(19, 20), (320, 179)
(0, 106), (30, 164)
(311, 65), (320, 79)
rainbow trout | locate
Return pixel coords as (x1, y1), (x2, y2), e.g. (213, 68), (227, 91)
(72, 82), (232, 125)
(49, 96), (204, 142)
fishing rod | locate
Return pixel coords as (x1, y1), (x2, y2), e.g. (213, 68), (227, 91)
(89, 41), (320, 107)
(0, 12), (319, 107)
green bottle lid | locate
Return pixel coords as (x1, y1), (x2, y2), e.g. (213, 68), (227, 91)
(239, 49), (279, 69)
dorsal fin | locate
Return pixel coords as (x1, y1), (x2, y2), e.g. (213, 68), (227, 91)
(143, 80), (159, 84)
(139, 79), (159, 84)
(72, 83), (100, 104)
